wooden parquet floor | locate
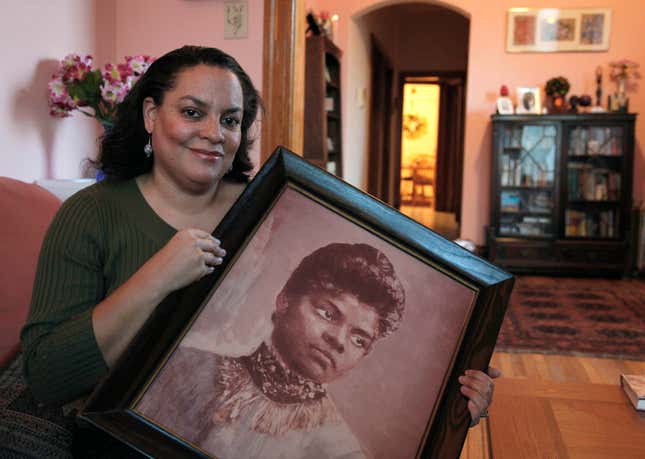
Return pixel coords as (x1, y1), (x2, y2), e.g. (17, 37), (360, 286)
(459, 351), (645, 459)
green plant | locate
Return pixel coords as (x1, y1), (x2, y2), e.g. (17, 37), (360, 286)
(545, 76), (570, 97)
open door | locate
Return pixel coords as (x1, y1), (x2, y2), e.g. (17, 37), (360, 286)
(434, 76), (466, 219)
(394, 73), (466, 220)
(367, 36), (394, 205)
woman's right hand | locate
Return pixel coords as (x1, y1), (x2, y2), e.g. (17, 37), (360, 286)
(92, 228), (225, 367)
(148, 228), (226, 294)
(92, 228), (226, 367)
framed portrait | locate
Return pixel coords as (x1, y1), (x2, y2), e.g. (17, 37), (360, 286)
(515, 87), (541, 115)
(507, 8), (612, 53)
(496, 97), (514, 115)
(78, 147), (514, 459)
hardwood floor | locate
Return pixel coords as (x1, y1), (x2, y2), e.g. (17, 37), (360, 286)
(399, 204), (459, 240)
(459, 351), (645, 459)
(490, 351), (645, 385)
(398, 203), (645, 456)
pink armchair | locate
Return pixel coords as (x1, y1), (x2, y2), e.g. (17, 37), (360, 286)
(0, 177), (61, 369)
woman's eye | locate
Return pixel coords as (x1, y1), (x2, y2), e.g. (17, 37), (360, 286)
(350, 335), (366, 348)
(315, 307), (333, 321)
(183, 108), (201, 119)
(222, 116), (241, 128)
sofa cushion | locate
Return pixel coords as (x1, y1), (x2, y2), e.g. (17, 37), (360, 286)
(0, 177), (61, 369)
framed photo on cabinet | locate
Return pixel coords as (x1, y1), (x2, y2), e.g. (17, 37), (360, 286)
(78, 147), (514, 459)
(496, 97), (515, 115)
(515, 87), (542, 114)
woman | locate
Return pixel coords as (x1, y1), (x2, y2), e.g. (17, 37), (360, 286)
(21, 46), (257, 407)
(19, 45), (497, 454)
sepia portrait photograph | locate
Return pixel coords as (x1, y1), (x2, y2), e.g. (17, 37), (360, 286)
(133, 186), (477, 459)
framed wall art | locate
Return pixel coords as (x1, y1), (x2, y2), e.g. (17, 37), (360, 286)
(78, 147), (514, 459)
(507, 8), (612, 53)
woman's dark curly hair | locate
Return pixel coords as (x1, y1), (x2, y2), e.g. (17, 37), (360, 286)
(279, 243), (406, 339)
(93, 45), (262, 182)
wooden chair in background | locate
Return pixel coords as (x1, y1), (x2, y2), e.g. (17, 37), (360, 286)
(410, 156), (435, 206)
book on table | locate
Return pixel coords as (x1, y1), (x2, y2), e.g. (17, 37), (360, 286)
(620, 374), (645, 411)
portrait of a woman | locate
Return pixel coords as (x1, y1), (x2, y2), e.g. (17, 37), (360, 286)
(137, 242), (405, 458)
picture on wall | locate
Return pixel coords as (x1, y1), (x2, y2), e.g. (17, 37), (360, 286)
(507, 8), (611, 52)
(77, 148), (514, 459)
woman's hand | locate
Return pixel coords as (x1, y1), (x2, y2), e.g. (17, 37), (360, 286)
(459, 366), (502, 426)
(148, 228), (226, 295)
(92, 228), (225, 367)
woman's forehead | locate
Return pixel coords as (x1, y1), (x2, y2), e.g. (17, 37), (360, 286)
(169, 64), (242, 102)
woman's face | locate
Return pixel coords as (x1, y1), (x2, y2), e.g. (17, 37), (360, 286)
(272, 290), (380, 384)
(143, 64), (243, 192)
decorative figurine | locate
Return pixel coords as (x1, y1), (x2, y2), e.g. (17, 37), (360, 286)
(578, 94), (592, 112)
(608, 59), (640, 113)
(568, 95), (580, 113)
(595, 66), (603, 107)
(590, 66), (606, 112)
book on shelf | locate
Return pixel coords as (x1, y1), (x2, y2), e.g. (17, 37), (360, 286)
(565, 209), (617, 238)
(324, 96), (334, 112)
(502, 127), (522, 149)
(326, 137), (335, 152)
(569, 126), (623, 156)
(568, 164), (620, 201)
(324, 66), (331, 84)
(500, 154), (551, 187)
(621, 374), (645, 411)
(528, 191), (553, 213)
(500, 191), (520, 212)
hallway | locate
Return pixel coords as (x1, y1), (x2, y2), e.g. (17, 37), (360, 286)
(399, 204), (459, 240)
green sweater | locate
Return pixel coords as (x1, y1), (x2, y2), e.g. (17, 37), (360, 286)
(21, 178), (177, 405)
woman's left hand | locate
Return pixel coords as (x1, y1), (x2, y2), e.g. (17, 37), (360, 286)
(459, 366), (502, 426)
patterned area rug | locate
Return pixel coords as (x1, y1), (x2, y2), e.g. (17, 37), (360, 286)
(495, 276), (645, 360)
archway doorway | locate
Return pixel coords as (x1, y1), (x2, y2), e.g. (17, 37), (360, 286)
(360, 2), (470, 239)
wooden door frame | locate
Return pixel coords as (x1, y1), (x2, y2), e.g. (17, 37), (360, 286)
(394, 71), (466, 210)
(367, 35), (394, 204)
(261, 0), (304, 163)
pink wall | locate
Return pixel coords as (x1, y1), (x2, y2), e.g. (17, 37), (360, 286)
(114, 0), (264, 166)
(114, 0), (263, 86)
(311, 0), (645, 244)
(1, 0), (263, 182)
(0, 0), (111, 181)
(3, 0), (642, 245)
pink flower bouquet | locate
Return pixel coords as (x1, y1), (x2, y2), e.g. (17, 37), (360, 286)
(47, 54), (154, 128)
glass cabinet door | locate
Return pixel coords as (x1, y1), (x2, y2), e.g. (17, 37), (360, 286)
(564, 125), (624, 238)
(498, 124), (557, 238)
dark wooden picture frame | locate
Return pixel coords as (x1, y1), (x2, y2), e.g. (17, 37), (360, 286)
(78, 147), (514, 459)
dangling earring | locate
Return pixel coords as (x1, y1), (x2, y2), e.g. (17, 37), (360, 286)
(144, 135), (153, 158)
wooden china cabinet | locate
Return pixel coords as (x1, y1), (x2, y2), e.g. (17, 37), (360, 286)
(487, 113), (636, 275)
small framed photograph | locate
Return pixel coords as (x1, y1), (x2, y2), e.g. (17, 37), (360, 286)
(496, 97), (515, 115)
(78, 148), (514, 458)
(515, 87), (541, 114)
(507, 8), (611, 53)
